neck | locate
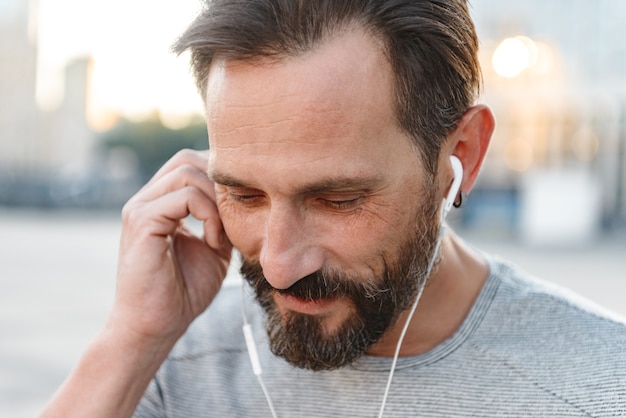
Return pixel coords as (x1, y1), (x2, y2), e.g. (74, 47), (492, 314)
(366, 230), (489, 357)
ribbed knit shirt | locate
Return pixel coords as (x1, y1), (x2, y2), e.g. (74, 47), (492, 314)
(134, 254), (626, 417)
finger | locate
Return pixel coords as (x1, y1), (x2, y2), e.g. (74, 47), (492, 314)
(136, 163), (216, 203)
(144, 149), (210, 189)
(139, 186), (225, 251)
(203, 214), (232, 255)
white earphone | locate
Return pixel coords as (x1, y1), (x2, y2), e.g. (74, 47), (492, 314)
(442, 155), (463, 219)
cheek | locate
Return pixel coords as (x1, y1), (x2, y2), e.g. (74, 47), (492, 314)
(323, 204), (413, 270)
(215, 195), (263, 257)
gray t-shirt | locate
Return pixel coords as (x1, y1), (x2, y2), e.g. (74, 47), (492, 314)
(134, 254), (626, 417)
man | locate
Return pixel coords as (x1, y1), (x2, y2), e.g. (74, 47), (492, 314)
(43, 1), (625, 417)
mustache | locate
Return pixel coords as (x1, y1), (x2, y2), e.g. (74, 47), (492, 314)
(240, 259), (387, 302)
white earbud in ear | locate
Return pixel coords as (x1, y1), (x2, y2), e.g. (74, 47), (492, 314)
(442, 155), (463, 219)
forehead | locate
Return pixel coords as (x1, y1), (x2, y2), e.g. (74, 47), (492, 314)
(205, 30), (419, 186)
(206, 29), (394, 121)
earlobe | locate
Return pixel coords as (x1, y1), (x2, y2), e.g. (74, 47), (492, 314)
(449, 104), (495, 194)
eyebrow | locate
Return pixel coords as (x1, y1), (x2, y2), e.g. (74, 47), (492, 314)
(208, 171), (249, 188)
(209, 170), (385, 194)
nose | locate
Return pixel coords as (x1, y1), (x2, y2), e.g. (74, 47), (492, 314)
(259, 203), (324, 289)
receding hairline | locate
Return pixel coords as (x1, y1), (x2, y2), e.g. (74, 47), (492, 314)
(179, 18), (391, 103)
(203, 25), (415, 157)
(173, 0), (481, 174)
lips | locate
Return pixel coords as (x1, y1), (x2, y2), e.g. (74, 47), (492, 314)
(273, 292), (338, 316)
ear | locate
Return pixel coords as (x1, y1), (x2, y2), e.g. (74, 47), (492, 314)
(446, 104), (495, 194)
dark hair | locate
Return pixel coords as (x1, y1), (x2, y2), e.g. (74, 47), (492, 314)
(173, 0), (481, 173)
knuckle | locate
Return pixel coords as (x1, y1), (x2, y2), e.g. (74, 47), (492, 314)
(182, 185), (200, 199)
(121, 200), (142, 225)
(174, 148), (197, 161)
(121, 201), (134, 222)
(175, 163), (198, 178)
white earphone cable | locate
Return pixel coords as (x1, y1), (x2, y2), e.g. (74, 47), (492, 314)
(376, 224), (445, 418)
(242, 285), (279, 418)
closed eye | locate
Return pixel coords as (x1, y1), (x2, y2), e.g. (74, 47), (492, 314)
(320, 196), (363, 210)
(230, 193), (260, 201)
(228, 188), (264, 203)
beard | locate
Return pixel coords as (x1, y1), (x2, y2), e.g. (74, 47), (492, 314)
(240, 181), (441, 371)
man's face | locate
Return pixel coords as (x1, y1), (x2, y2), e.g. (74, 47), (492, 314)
(206, 31), (442, 369)
(239, 187), (440, 370)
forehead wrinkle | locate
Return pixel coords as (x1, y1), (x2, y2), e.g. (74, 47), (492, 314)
(207, 33), (392, 143)
(210, 101), (354, 145)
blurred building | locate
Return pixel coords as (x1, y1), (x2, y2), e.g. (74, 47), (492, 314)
(0, 0), (96, 206)
(0, 0), (39, 174)
(465, 0), (626, 243)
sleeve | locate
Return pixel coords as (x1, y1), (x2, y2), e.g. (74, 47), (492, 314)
(132, 377), (166, 418)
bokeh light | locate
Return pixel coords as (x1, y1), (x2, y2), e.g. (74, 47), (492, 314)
(492, 36), (538, 78)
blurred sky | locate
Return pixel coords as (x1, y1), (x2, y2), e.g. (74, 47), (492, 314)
(35, 0), (204, 127)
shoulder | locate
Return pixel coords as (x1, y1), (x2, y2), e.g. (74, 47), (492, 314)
(484, 255), (626, 338)
(469, 255), (626, 412)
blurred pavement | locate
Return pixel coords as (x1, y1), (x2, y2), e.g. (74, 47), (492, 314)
(1, 209), (624, 417)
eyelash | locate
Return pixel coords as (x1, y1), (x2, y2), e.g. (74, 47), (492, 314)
(322, 197), (362, 210)
(229, 193), (262, 203)
(226, 190), (363, 211)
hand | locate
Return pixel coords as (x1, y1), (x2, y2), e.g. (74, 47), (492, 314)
(39, 150), (231, 418)
(110, 149), (232, 346)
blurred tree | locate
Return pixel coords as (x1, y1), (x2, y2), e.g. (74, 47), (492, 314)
(99, 114), (208, 183)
